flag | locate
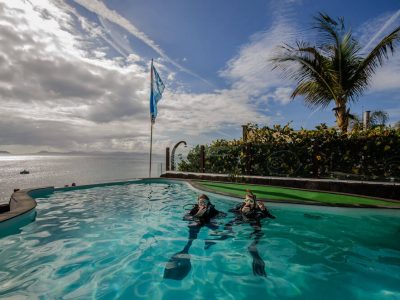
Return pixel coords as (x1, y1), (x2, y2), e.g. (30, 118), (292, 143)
(150, 60), (165, 123)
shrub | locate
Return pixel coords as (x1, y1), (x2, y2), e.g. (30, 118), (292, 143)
(177, 124), (400, 181)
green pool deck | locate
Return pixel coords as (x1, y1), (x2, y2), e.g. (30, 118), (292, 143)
(192, 181), (400, 208)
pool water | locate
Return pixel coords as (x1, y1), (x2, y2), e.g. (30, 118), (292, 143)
(0, 181), (399, 299)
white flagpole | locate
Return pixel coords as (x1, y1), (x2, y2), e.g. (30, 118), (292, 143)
(149, 59), (154, 178)
(149, 121), (153, 177)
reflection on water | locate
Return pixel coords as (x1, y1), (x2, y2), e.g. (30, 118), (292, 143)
(0, 154), (163, 203)
(0, 181), (399, 299)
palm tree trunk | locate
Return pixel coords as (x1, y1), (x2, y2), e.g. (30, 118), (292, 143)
(335, 101), (348, 132)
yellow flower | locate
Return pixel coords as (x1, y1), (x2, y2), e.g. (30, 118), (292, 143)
(316, 155), (322, 161)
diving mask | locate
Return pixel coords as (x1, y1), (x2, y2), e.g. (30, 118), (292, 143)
(198, 197), (209, 207)
(244, 195), (256, 208)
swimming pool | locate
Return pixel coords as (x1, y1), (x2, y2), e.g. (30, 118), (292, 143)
(0, 180), (399, 299)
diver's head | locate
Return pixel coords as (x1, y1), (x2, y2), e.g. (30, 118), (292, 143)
(198, 194), (210, 207)
(244, 190), (256, 208)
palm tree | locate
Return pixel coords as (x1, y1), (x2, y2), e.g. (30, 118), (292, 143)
(370, 110), (389, 127)
(349, 109), (389, 130)
(271, 13), (400, 131)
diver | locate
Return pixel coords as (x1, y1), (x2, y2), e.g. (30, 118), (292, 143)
(164, 194), (222, 280)
(212, 190), (275, 277)
(186, 194), (219, 223)
(232, 190), (275, 276)
(231, 190), (276, 220)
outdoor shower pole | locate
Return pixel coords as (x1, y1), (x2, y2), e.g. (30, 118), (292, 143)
(171, 141), (187, 171)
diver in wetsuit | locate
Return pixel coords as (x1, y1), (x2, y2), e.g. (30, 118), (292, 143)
(232, 190), (275, 220)
(187, 194), (219, 223)
(235, 191), (274, 276)
(220, 190), (275, 277)
(164, 194), (221, 280)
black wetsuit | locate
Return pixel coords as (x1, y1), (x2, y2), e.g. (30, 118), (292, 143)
(184, 204), (220, 241)
(220, 202), (275, 276)
(188, 204), (219, 223)
(163, 203), (221, 280)
(231, 202), (276, 220)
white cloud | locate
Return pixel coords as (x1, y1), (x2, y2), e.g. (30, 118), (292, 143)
(357, 10), (400, 93)
(272, 87), (293, 105)
(362, 10), (400, 52)
(3, 0), (396, 155)
(0, 0), (268, 153)
(219, 18), (298, 107)
(73, 0), (164, 57)
(71, 0), (212, 86)
(0, 1), (150, 151)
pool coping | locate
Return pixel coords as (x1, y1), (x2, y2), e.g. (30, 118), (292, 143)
(161, 171), (400, 201)
(187, 180), (400, 209)
(0, 187), (54, 223)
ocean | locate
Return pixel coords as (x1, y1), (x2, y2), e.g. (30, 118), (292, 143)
(0, 154), (164, 204)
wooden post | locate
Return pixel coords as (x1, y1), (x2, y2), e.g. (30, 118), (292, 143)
(245, 143), (251, 175)
(166, 147), (170, 171)
(363, 111), (371, 130)
(200, 145), (205, 173)
(242, 125), (248, 142)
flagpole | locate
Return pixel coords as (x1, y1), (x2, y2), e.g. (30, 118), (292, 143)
(149, 59), (154, 178)
(149, 121), (153, 177)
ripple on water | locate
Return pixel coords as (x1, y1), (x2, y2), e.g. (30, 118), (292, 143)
(0, 182), (399, 299)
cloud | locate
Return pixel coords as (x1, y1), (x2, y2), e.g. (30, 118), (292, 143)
(357, 10), (400, 93)
(71, 0), (213, 86)
(2, 0), (395, 155)
(0, 0), (268, 153)
(73, 0), (165, 58)
(362, 10), (400, 52)
(0, 1), (151, 150)
(219, 19), (298, 105)
(271, 87), (293, 105)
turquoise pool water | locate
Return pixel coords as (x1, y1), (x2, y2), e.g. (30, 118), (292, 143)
(0, 180), (399, 299)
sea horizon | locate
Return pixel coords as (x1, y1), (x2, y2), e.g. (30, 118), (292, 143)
(0, 154), (164, 204)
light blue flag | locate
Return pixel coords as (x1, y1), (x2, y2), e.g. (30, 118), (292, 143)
(150, 61), (165, 123)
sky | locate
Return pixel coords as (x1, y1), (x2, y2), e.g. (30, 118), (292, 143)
(0, 0), (399, 154)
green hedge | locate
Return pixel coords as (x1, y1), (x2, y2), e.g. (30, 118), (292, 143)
(177, 124), (400, 181)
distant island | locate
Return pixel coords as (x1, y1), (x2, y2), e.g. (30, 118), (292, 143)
(35, 150), (162, 159)
(0, 150), (162, 159)
(37, 150), (142, 155)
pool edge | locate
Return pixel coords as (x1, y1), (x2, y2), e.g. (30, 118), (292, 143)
(187, 180), (400, 209)
(0, 187), (56, 223)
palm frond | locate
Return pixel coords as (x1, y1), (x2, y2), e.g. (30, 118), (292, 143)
(271, 44), (337, 106)
(370, 110), (389, 126)
(313, 13), (343, 49)
(354, 26), (400, 81)
(269, 12), (400, 132)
